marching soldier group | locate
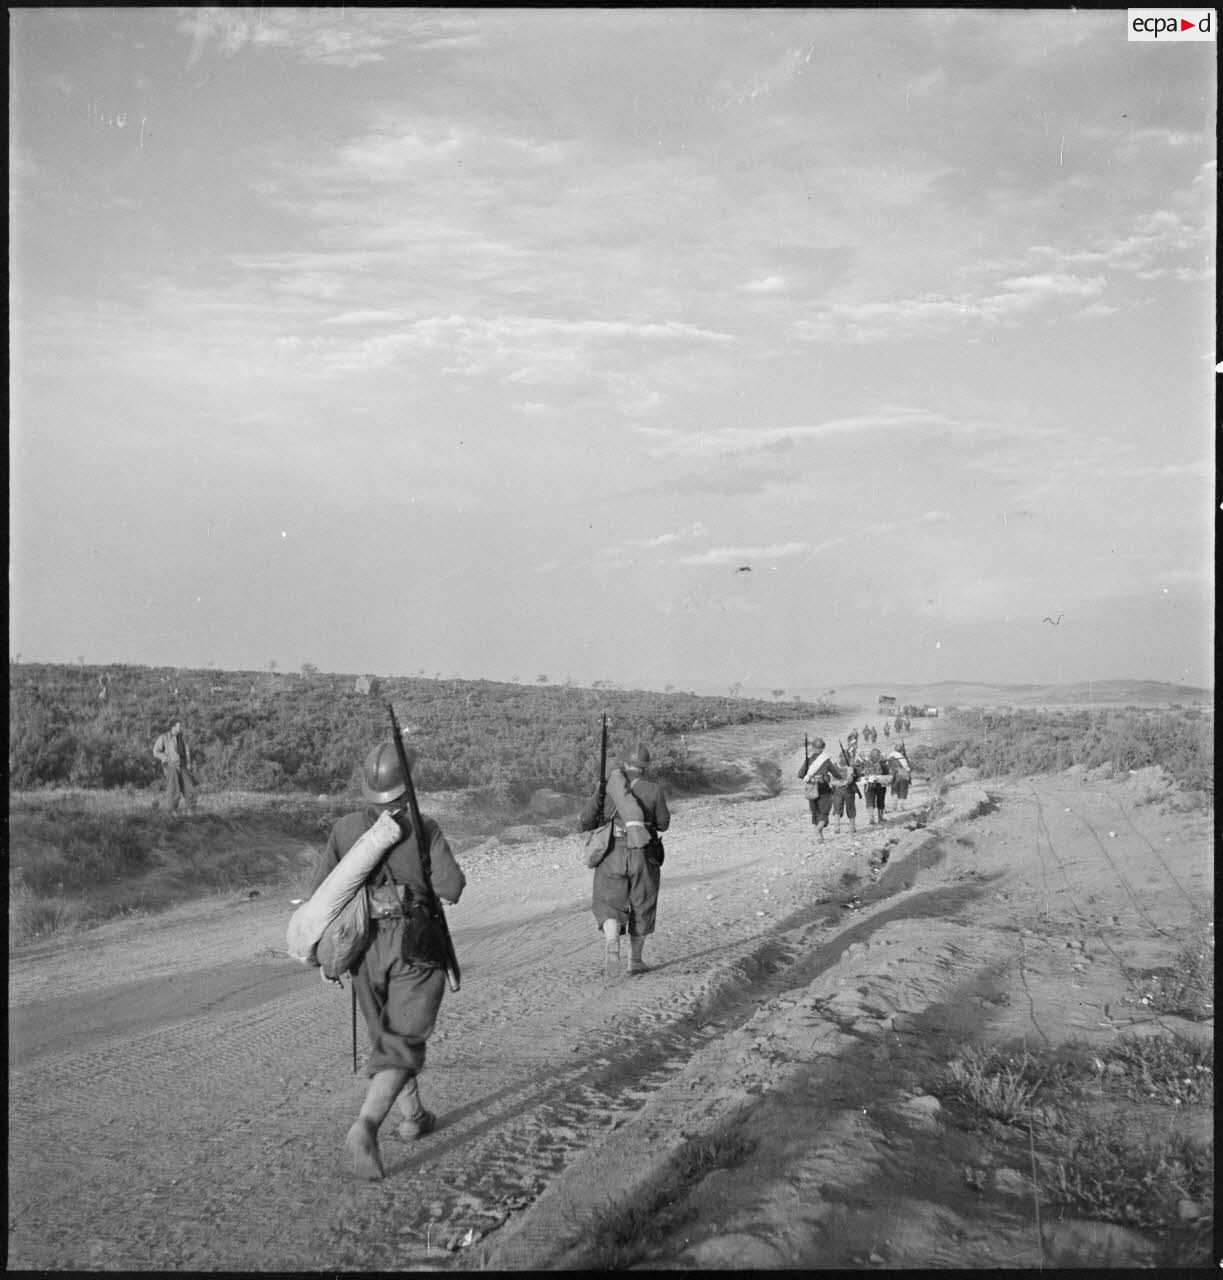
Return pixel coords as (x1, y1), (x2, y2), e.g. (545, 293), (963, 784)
(799, 729), (913, 841)
(858, 716), (910, 745)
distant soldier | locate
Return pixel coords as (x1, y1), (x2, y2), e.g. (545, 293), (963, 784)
(152, 719), (197, 814)
(831, 732), (863, 837)
(311, 738), (467, 1181)
(883, 720), (891, 738)
(799, 736), (847, 842)
(580, 744), (670, 976)
(889, 742), (914, 810)
(863, 747), (890, 824)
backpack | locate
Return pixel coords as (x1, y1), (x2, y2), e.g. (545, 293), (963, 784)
(315, 884), (372, 979)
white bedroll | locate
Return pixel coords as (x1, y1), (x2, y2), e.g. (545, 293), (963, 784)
(285, 810), (402, 965)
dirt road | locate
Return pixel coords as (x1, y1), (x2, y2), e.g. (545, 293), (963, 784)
(7, 725), (1211, 1270)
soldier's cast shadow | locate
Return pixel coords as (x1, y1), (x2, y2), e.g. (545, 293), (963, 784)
(380, 836), (1000, 1181)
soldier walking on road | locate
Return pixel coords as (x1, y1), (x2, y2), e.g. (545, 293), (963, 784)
(580, 743), (670, 976)
(889, 741), (914, 811)
(311, 738), (467, 1181)
(152, 719), (197, 814)
(832, 731), (863, 838)
(863, 747), (890, 824)
(799, 736), (847, 842)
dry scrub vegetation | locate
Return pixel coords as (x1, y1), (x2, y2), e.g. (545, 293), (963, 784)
(911, 705), (1212, 802)
(939, 1025), (1213, 1266)
(8, 662), (831, 947)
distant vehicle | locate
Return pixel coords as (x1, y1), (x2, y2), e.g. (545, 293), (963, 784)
(878, 695), (897, 710)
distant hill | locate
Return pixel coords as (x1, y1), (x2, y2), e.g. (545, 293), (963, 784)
(771, 679), (1211, 711)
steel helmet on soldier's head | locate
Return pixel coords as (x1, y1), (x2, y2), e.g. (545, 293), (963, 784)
(627, 743), (651, 769)
(360, 739), (419, 803)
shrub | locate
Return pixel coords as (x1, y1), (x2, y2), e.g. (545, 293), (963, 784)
(1045, 1114), (1212, 1236)
(15, 815), (153, 893)
(578, 1129), (755, 1270)
(1091, 1034), (1213, 1107)
(910, 708), (1212, 795)
(941, 1045), (1060, 1128)
(9, 875), (77, 945)
(69, 731), (159, 788)
(1132, 924), (1214, 1022)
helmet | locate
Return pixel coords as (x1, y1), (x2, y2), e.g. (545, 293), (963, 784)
(627, 743), (651, 768)
(869, 747), (881, 761)
(360, 739), (418, 803)
(810, 737), (825, 751)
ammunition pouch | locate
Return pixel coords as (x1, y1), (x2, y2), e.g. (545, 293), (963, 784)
(400, 900), (450, 968)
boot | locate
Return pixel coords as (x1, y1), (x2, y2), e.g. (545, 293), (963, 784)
(848, 819), (856, 836)
(345, 1067), (409, 1180)
(396, 1073), (436, 1141)
(628, 935), (649, 975)
(602, 920), (622, 977)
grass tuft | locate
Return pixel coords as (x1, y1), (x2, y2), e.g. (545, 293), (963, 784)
(941, 1045), (1058, 1129)
(1133, 923), (1214, 1021)
(939, 1033), (1214, 1266)
(579, 1128), (756, 1269)
(1044, 1113), (1212, 1238)
(1089, 1033), (1213, 1107)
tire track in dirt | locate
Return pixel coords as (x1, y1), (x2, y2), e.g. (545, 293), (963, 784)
(485, 772), (1213, 1270)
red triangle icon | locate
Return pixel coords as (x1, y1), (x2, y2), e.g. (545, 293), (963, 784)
(1180, 18), (1195, 30)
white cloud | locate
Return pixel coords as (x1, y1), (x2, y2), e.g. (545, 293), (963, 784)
(679, 542), (809, 566)
(322, 309), (410, 327)
(178, 9), (481, 70)
(742, 275), (788, 294)
(642, 409), (956, 461)
(998, 273), (1104, 299)
(796, 273), (1106, 344)
(634, 522), (710, 548)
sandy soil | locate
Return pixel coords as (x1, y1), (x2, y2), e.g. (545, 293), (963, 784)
(7, 715), (1212, 1271)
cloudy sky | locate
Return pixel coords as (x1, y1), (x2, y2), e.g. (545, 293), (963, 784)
(9, 8), (1215, 693)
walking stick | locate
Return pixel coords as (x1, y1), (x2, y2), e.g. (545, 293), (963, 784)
(350, 981), (358, 1073)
